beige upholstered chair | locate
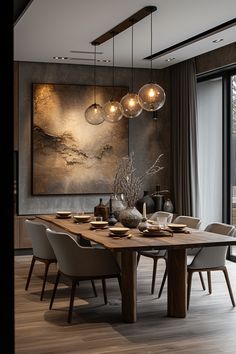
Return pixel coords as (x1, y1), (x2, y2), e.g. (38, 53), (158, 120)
(187, 222), (235, 309)
(46, 229), (121, 323)
(25, 219), (57, 301)
(173, 215), (201, 229)
(158, 215), (202, 298)
(137, 211), (173, 295)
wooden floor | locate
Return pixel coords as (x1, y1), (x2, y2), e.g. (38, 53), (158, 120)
(15, 255), (236, 354)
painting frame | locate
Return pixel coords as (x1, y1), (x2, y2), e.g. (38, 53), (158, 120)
(31, 83), (129, 196)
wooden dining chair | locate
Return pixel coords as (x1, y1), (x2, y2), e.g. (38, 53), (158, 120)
(46, 229), (121, 323)
(187, 222), (235, 309)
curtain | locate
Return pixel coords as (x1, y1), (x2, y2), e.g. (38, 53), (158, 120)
(171, 59), (199, 216)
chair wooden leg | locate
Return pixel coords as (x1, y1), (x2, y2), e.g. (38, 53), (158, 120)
(68, 280), (77, 323)
(40, 260), (51, 301)
(91, 280), (97, 297)
(25, 256), (36, 291)
(198, 271), (206, 291)
(207, 271), (212, 294)
(158, 266), (167, 299)
(222, 267), (235, 307)
(187, 270), (194, 310)
(137, 253), (141, 266)
(102, 279), (107, 304)
(49, 271), (61, 310)
(151, 258), (158, 294)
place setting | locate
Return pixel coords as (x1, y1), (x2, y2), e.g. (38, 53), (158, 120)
(108, 227), (133, 239)
(55, 211), (72, 219)
(73, 214), (92, 223)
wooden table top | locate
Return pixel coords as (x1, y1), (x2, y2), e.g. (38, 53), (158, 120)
(37, 214), (236, 251)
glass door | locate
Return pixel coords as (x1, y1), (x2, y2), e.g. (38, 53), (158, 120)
(229, 74), (236, 260)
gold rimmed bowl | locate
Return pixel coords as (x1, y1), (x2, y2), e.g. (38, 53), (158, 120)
(73, 215), (91, 223)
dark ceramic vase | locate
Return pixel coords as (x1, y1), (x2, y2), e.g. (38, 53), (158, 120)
(136, 191), (155, 214)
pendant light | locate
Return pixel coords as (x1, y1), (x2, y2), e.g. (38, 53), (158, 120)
(138, 10), (166, 111)
(120, 21), (142, 118)
(103, 33), (123, 123)
(85, 43), (105, 125)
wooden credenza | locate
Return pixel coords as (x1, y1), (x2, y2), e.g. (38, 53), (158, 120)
(14, 215), (35, 249)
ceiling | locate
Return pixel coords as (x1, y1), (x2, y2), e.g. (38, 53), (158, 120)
(14, 0), (236, 69)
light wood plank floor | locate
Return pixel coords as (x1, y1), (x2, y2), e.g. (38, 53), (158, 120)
(15, 255), (236, 354)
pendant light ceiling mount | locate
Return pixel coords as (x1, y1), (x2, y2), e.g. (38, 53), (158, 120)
(91, 6), (157, 45)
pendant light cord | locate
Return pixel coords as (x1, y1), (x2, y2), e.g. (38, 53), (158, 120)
(94, 44), (97, 104)
(131, 21), (134, 92)
(112, 33), (115, 100)
(150, 11), (153, 82)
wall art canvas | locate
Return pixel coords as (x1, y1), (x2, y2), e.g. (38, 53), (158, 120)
(32, 83), (128, 195)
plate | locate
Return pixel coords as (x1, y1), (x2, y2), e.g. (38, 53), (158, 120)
(141, 230), (172, 237)
(90, 221), (108, 229)
(73, 215), (91, 223)
(168, 223), (187, 231)
(109, 227), (130, 236)
(56, 211), (72, 219)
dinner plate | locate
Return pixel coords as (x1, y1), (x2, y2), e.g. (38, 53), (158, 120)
(90, 221), (108, 229)
(141, 230), (172, 237)
(56, 211), (72, 219)
(109, 227), (130, 236)
(168, 223), (187, 231)
(73, 215), (91, 223)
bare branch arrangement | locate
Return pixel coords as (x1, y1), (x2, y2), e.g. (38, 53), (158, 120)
(114, 152), (164, 207)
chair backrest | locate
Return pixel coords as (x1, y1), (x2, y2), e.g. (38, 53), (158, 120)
(150, 211), (173, 224)
(173, 216), (201, 229)
(25, 219), (56, 260)
(188, 222), (235, 269)
(46, 229), (120, 277)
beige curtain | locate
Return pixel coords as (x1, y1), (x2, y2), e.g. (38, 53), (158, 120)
(171, 59), (199, 216)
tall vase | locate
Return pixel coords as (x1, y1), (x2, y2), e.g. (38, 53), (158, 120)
(106, 194), (125, 221)
(119, 206), (142, 228)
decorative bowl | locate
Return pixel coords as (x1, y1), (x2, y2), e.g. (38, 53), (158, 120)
(109, 227), (130, 236)
(73, 215), (91, 223)
(56, 211), (71, 218)
(90, 221), (108, 229)
(168, 223), (186, 231)
(147, 224), (162, 232)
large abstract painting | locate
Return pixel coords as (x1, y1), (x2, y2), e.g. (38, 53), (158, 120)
(32, 83), (128, 195)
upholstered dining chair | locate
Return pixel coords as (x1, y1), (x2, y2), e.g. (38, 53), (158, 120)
(158, 215), (202, 298)
(46, 229), (121, 323)
(25, 219), (57, 301)
(137, 211), (173, 295)
(187, 222), (235, 309)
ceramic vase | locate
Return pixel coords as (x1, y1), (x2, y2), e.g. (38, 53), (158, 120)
(119, 206), (142, 228)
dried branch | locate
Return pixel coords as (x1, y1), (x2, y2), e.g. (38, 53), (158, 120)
(113, 152), (164, 207)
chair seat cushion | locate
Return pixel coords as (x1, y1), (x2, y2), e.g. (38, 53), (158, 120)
(139, 250), (166, 258)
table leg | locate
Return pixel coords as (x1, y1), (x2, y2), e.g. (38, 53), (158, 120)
(167, 248), (187, 317)
(121, 251), (137, 323)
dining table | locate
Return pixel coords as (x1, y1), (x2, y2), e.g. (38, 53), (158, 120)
(37, 214), (236, 323)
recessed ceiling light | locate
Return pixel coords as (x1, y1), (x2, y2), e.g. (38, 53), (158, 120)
(53, 56), (69, 60)
(165, 57), (175, 62)
(212, 38), (224, 43)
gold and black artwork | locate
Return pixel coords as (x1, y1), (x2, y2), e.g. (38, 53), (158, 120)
(32, 83), (128, 195)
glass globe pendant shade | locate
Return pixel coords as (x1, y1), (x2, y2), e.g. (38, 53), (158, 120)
(103, 100), (123, 123)
(85, 103), (105, 125)
(138, 83), (166, 111)
(120, 92), (142, 118)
